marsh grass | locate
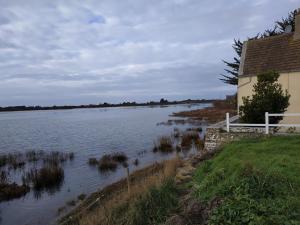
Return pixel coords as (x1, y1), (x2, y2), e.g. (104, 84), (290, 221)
(180, 131), (203, 151)
(22, 164), (64, 191)
(111, 152), (128, 163)
(0, 170), (29, 202)
(89, 152), (128, 172)
(67, 158), (181, 225)
(153, 136), (174, 153)
(98, 155), (118, 171)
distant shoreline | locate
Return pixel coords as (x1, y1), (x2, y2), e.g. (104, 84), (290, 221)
(0, 99), (216, 112)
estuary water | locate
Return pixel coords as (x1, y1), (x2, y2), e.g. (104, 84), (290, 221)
(0, 103), (209, 225)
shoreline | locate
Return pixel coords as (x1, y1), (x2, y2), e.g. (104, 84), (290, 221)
(58, 161), (168, 224)
(0, 100), (215, 113)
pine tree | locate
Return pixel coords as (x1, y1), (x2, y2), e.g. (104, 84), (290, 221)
(220, 10), (297, 85)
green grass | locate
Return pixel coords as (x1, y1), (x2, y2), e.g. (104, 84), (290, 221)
(193, 136), (300, 225)
(109, 179), (178, 225)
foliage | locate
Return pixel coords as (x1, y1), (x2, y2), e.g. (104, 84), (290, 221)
(239, 71), (290, 123)
(193, 136), (300, 225)
(220, 10), (297, 85)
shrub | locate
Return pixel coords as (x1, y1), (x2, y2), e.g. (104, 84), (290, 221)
(239, 71), (290, 124)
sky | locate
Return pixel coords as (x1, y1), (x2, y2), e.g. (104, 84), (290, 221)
(0, 0), (299, 106)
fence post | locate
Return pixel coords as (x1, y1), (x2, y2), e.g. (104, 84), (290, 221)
(265, 112), (269, 134)
(226, 113), (230, 132)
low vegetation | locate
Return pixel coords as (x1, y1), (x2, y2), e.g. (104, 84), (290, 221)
(153, 136), (174, 153)
(89, 152), (128, 171)
(193, 136), (300, 225)
(0, 170), (30, 202)
(61, 158), (182, 225)
(22, 164), (64, 191)
(98, 155), (118, 171)
(173, 99), (236, 123)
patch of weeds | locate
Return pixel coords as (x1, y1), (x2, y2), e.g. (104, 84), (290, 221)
(153, 136), (174, 153)
(23, 164), (64, 191)
(111, 152), (128, 163)
(98, 155), (118, 171)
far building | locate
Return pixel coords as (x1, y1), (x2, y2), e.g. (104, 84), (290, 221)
(238, 9), (300, 124)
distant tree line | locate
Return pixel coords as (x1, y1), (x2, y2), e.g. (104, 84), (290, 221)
(221, 10), (298, 85)
(0, 98), (215, 112)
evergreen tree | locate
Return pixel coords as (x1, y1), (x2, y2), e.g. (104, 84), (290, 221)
(239, 71), (290, 124)
(220, 10), (297, 85)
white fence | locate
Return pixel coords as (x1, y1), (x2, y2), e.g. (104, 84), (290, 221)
(226, 112), (300, 134)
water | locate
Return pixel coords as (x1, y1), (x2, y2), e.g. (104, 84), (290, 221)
(0, 104), (209, 225)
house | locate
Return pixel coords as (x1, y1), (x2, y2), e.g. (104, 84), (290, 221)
(238, 9), (300, 124)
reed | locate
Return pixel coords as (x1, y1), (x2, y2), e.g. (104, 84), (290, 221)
(23, 164), (64, 191)
(154, 136), (174, 153)
(111, 152), (128, 163)
(98, 155), (118, 171)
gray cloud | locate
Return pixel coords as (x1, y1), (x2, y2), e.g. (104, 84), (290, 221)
(0, 0), (299, 105)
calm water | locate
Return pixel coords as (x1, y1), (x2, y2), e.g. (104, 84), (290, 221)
(0, 104), (209, 225)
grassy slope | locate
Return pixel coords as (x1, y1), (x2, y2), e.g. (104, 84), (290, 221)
(193, 136), (300, 225)
(97, 179), (179, 225)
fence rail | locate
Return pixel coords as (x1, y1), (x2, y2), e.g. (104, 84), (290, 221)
(226, 112), (300, 134)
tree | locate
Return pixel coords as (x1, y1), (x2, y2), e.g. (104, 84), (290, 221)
(239, 71), (290, 124)
(220, 10), (297, 85)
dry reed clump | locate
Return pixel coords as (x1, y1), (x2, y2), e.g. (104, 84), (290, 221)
(98, 155), (118, 171)
(66, 158), (182, 225)
(88, 152), (128, 171)
(181, 131), (202, 150)
(0, 170), (30, 202)
(153, 136), (174, 153)
(111, 152), (128, 163)
(22, 164), (64, 191)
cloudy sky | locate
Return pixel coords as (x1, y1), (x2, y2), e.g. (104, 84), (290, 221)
(0, 0), (299, 106)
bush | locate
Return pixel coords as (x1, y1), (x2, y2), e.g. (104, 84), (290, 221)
(239, 71), (290, 124)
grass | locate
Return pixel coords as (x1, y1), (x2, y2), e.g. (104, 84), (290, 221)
(153, 136), (174, 153)
(98, 155), (118, 171)
(111, 152), (128, 163)
(65, 158), (182, 225)
(23, 164), (64, 191)
(193, 136), (300, 225)
(181, 131), (202, 150)
(0, 170), (29, 202)
(89, 152), (128, 171)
